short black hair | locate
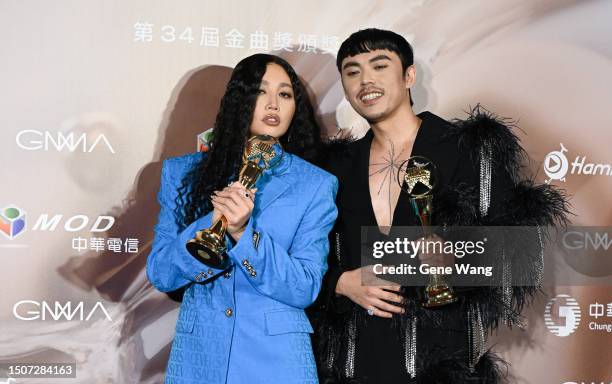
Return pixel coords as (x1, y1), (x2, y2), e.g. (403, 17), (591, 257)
(336, 28), (414, 73)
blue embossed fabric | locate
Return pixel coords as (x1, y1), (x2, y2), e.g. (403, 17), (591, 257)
(147, 152), (338, 384)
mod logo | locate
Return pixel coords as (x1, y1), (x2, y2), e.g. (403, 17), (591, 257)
(0, 205), (26, 239)
(1, 204), (114, 241)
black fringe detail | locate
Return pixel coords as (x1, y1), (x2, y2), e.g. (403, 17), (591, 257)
(318, 372), (364, 384)
(312, 307), (367, 384)
(416, 349), (507, 384)
(428, 106), (571, 331)
(464, 288), (513, 331)
(316, 348), (507, 384)
(426, 180), (570, 330)
(312, 105), (570, 382)
(447, 104), (527, 183)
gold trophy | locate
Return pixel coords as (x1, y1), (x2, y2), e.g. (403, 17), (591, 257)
(186, 135), (283, 269)
(399, 156), (458, 308)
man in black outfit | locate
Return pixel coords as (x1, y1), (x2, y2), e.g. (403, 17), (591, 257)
(310, 28), (568, 383)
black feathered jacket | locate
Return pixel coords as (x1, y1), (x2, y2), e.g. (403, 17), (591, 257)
(308, 106), (569, 384)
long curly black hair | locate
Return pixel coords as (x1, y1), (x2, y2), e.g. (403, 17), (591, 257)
(175, 54), (322, 230)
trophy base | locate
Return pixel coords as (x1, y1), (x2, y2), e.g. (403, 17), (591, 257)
(422, 285), (459, 308)
(186, 230), (228, 269)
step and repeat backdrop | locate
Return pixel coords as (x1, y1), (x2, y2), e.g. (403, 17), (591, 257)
(1, 1), (610, 383)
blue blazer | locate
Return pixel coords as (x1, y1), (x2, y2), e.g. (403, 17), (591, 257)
(147, 151), (338, 384)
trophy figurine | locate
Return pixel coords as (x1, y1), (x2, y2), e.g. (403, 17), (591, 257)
(186, 135), (283, 269)
(399, 156), (458, 308)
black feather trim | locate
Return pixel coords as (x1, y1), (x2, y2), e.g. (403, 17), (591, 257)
(312, 105), (570, 382)
(433, 184), (480, 226)
(495, 179), (572, 227)
(416, 348), (507, 384)
(447, 104), (527, 183)
(322, 136), (357, 152)
(317, 136), (357, 170)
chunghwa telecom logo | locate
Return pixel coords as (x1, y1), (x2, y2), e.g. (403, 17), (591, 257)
(0, 205), (26, 239)
(544, 294), (581, 337)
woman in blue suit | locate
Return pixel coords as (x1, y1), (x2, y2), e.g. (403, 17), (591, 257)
(147, 54), (338, 384)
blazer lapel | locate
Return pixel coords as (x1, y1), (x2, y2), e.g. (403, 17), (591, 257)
(255, 176), (291, 212)
(254, 152), (293, 212)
